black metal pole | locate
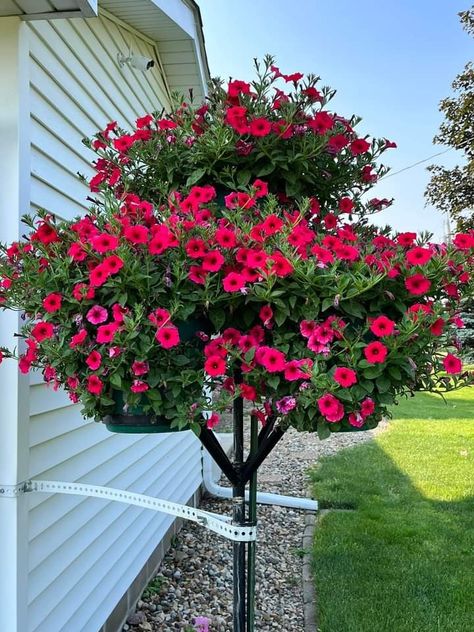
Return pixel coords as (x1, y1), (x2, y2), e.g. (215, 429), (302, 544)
(198, 425), (240, 487)
(247, 414), (258, 630)
(241, 426), (285, 485)
(233, 367), (246, 632)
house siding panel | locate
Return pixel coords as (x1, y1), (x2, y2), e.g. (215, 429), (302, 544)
(25, 14), (202, 632)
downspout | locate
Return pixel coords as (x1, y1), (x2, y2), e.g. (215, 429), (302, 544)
(201, 445), (318, 512)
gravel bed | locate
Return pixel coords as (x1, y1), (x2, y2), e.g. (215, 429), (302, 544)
(124, 422), (386, 631)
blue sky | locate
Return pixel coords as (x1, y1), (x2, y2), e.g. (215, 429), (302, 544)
(197, 0), (472, 240)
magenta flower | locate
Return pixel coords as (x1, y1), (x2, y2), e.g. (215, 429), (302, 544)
(86, 304), (108, 324)
(194, 617), (210, 632)
(275, 396), (297, 414)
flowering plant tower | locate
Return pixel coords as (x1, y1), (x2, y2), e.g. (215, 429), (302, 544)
(1, 57), (473, 630)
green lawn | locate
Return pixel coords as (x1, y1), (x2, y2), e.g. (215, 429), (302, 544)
(310, 388), (474, 632)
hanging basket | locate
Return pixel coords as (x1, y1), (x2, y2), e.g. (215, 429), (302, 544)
(103, 390), (186, 434)
(102, 317), (210, 434)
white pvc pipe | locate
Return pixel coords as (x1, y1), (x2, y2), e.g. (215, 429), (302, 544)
(202, 448), (318, 512)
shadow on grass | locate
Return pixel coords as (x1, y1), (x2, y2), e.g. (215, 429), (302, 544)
(309, 434), (474, 632)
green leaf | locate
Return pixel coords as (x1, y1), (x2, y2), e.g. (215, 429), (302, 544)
(378, 392), (395, 405)
(359, 379), (374, 393)
(237, 169), (252, 187)
(274, 309), (287, 327)
(267, 374), (280, 390)
(388, 366), (402, 381)
(376, 375), (391, 393)
(174, 355), (191, 366)
(317, 421), (331, 440)
(243, 309), (255, 328)
(210, 308), (226, 331)
(109, 372), (122, 388)
(341, 301), (365, 319)
(186, 167), (206, 187)
(257, 163), (276, 177)
(244, 348), (256, 363)
(322, 297), (333, 312)
(363, 365), (385, 379)
(336, 389), (353, 402)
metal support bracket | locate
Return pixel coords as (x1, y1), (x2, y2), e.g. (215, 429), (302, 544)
(0, 479), (256, 542)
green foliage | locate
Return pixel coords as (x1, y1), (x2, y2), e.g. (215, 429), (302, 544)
(426, 6), (474, 231)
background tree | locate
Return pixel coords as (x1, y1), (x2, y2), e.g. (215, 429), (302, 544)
(425, 7), (474, 232)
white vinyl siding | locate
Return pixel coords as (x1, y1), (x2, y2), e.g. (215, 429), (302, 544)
(25, 13), (202, 632)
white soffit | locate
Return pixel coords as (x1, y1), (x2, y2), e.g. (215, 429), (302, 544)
(100, 0), (210, 104)
(0, 0), (98, 19)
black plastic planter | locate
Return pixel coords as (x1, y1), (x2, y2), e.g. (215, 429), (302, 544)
(102, 317), (210, 434)
(103, 390), (186, 434)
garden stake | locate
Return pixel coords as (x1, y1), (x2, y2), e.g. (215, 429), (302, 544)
(232, 375), (247, 632)
(247, 414), (258, 631)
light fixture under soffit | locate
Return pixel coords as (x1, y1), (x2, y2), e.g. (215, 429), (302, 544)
(117, 52), (155, 72)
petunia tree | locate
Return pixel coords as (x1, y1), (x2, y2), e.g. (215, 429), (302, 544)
(1, 56), (473, 631)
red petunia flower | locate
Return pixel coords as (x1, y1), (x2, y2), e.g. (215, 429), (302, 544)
(350, 138), (370, 155)
(256, 346), (286, 373)
(215, 227), (237, 249)
(188, 266), (208, 285)
(124, 225), (149, 244)
(204, 355), (227, 377)
(327, 134), (349, 152)
(360, 397), (375, 417)
(430, 318), (445, 336)
(443, 353), (462, 375)
(87, 375), (103, 395)
(406, 247), (433, 266)
(270, 253), (293, 277)
(370, 315), (396, 337)
(132, 360), (149, 376)
(86, 350), (102, 370)
(113, 135), (134, 152)
(186, 238), (208, 259)
(72, 283), (94, 301)
(69, 328), (88, 348)
(405, 273), (431, 296)
(453, 233), (474, 250)
(31, 321), (54, 342)
(90, 233), (119, 253)
(206, 412), (220, 429)
(240, 384), (257, 401)
(317, 393), (344, 422)
(131, 380), (149, 393)
(262, 215), (284, 236)
(252, 179), (269, 198)
(102, 255), (124, 275)
(202, 250), (225, 272)
(222, 272), (246, 293)
(333, 367), (357, 388)
(396, 232), (417, 248)
(338, 197), (354, 213)
(348, 413), (365, 428)
(68, 243), (87, 261)
(285, 359), (313, 381)
(96, 323), (119, 344)
(308, 112), (334, 134)
(364, 341), (388, 364)
(259, 305), (273, 327)
(32, 222), (60, 245)
(155, 326), (180, 349)
(249, 117), (272, 137)
(42, 293), (62, 313)
(89, 264), (109, 288)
